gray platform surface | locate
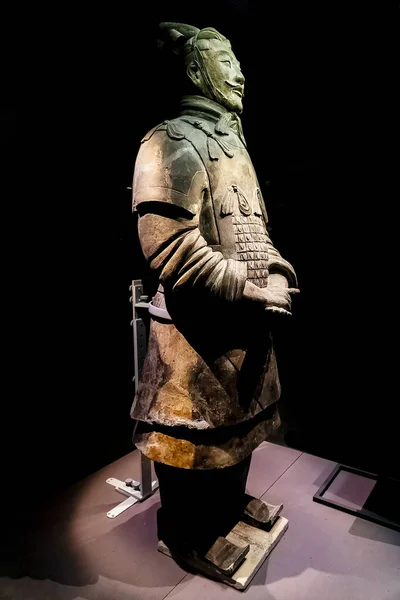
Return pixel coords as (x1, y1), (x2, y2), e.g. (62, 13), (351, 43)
(1, 443), (399, 600)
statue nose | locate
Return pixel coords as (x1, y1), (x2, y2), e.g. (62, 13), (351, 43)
(235, 71), (245, 85)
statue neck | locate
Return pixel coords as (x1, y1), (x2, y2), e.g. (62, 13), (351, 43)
(180, 95), (231, 121)
(179, 95), (245, 145)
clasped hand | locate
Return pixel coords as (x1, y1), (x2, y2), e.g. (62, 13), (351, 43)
(263, 285), (300, 316)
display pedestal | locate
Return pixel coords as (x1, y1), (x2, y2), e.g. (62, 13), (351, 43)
(158, 514), (288, 591)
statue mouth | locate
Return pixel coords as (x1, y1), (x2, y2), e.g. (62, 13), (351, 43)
(226, 82), (244, 98)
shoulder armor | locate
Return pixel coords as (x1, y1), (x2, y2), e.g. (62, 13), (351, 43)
(140, 121), (168, 143)
(133, 121), (209, 216)
(173, 116), (235, 160)
(140, 118), (197, 144)
(165, 119), (187, 140)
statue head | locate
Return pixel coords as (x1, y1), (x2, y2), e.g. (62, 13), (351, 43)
(159, 23), (245, 113)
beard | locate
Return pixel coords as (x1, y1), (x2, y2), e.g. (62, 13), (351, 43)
(205, 82), (244, 113)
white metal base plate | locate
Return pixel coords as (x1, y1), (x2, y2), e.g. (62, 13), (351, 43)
(107, 496), (140, 519)
(106, 477), (158, 519)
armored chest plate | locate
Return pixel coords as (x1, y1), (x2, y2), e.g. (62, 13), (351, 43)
(232, 214), (270, 288)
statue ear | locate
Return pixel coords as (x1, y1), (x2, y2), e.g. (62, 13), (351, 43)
(187, 61), (203, 87)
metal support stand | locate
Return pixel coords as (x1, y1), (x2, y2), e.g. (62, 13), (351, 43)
(313, 463), (400, 532)
(106, 279), (159, 519)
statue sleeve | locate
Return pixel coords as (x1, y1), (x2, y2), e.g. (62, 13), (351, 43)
(265, 241), (298, 288)
(133, 131), (247, 303)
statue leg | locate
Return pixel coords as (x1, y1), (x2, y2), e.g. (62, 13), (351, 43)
(154, 454), (252, 557)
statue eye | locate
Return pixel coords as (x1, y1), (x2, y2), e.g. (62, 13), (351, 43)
(221, 59), (232, 67)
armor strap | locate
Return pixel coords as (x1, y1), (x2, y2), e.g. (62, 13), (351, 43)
(148, 301), (172, 322)
(135, 402), (277, 446)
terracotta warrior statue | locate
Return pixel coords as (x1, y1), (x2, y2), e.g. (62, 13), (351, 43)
(131, 22), (298, 584)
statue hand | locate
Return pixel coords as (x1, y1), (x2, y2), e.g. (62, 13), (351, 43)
(242, 280), (299, 314)
(263, 285), (299, 315)
(265, 305), (292, 316)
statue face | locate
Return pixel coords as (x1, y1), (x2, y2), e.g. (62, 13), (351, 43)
(189, 39), (245, 112)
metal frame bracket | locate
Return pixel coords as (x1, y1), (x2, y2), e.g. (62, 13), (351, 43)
(106, 279), (158, 519)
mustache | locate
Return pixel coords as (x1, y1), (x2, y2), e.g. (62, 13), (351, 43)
(225, 81), (244, 96)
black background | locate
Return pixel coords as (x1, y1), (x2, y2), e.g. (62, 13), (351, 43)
(2, 1), (398, 515)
